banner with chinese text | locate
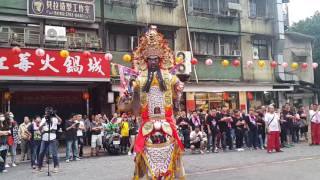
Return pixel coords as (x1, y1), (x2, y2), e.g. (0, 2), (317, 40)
(0, 48), (110, 82)
(27, 0), (95, 22)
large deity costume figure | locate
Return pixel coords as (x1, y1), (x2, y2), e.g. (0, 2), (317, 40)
(118, 26), (185, 180)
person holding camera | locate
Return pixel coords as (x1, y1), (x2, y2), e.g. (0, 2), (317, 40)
(190, 126), (207, 154)
(37, 107), (62, 173)
(18, 116), (31, 162)
(27, 116), (42, 169)
(65, 114), (80, 163)
(0, 113), (11, 173)
(91, 115), (103, 156)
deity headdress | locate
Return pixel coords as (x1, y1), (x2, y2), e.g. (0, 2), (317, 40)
(132, 25), (174, 71)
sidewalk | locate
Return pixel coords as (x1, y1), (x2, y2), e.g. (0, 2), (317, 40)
(9, 145), (113, 165)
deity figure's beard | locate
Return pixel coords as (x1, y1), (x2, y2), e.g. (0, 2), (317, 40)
(143, 66), (167, 93)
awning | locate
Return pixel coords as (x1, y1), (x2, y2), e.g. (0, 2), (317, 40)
(112, 83), (294, 92)
(189, 28), (241, 36)
(291, 50), (308, 57)
(183, 83), (293, 92)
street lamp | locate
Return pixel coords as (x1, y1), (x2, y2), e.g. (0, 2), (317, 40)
(82, 92), (90, 116)
(4, 92), (11, 112)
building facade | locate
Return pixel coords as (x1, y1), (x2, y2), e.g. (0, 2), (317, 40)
(0, 0), (316, 119)
(0, 0), (111, 121)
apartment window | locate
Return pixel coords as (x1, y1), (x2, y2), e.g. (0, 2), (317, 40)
(249, 0), (266, 18)
(191, 0), (241, 15)
(192, 33), (241, 56)
(253, 39), (269, 60)
(192, 33), (219, 56)
(190, 0), (219, 15)
(108, 25), (137, 52)
(148, 0), (178, 7)
(220, 35), (240, 56)
(105, 0), (137, 7)
(159, 30), (175, 50)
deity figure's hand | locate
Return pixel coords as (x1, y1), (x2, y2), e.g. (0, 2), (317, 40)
(175, 81), (184, 93)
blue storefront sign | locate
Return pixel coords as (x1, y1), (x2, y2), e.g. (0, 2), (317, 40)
(27, 0), (95, 22)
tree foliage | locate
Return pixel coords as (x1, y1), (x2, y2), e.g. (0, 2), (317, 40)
(290, 11), (320, 86)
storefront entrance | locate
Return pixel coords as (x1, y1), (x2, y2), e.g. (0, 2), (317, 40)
(10, 91), (85, 123)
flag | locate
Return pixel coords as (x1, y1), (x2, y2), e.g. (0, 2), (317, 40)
(118, 65), (139, 95)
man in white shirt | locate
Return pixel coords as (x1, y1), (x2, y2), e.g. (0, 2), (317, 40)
(190, 126), (207, 154)
(309, 104), (320, 145)
(265, 105), (282, 153)
(37, 107), (62, 173)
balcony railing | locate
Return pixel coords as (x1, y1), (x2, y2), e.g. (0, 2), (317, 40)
(0, 30), (102, 50)
(148, 0), (178, 8)
(105, 0), (137, 8)
(0, 31), (40, 47)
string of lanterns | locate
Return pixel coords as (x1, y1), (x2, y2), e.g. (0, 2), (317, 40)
(10, 46), (114, 62)
(202, 57), (319, 70)
(9, 46), (320, 70)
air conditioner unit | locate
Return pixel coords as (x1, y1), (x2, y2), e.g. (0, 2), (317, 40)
(228, 2), (242, 11)
(175, 51), (192, 75)
(232, 50), (241, 56)
(45, 25), (67, 42)
(252, 47), (259, 60)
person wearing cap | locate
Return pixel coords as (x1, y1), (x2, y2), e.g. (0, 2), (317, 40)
(265, 105), (282, 153)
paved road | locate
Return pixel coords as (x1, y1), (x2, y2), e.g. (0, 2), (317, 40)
(1, 143), (320, 180)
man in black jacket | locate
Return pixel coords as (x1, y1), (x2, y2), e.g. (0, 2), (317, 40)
(245, 108), (258, 150)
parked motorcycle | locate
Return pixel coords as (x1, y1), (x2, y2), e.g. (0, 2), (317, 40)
(103, 132), (121, 155)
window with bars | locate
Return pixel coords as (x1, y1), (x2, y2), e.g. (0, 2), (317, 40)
(192, 33), (219, 55)
(159, 30), (175, 50)
(105, 0), (137, 7)
(249, 0), (267, 18)
(253, 39), (269, 60)
(108, 25), (138, 52)
(148, 0), (178, 7)
(190, 0), (240, 17)
(192, 32), (240, 56)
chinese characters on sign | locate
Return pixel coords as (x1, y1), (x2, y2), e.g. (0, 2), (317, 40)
(0, 48), (110, 81)
(28, 0), (95, 22)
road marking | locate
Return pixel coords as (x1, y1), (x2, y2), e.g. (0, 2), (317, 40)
(186, 155), (320, 176)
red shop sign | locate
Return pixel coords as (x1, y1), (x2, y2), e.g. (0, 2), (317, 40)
(0, 47), (110, 81)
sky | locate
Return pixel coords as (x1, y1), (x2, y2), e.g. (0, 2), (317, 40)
(288, 0), (320, 25)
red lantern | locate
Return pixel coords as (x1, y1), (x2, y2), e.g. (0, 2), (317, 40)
(68, 28), (76, 33)
(82, 92), (90, 100)
(12, 46), (21, 54)
(270, 61), (278, 68)
(223, 92), (229, 101)
(191, 58), (198, 65)
(82, 51), (91, 58)
(232, 59), (241, 67)
(4, 92), (11, 101)
(247, 92), (254, 101)
(301, 63), (308, 70)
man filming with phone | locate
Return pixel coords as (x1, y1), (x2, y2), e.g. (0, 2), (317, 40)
(37, 107), (62, 173)
(65, 114), (81, 162)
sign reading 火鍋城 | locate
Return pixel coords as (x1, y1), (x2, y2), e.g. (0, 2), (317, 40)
(0, 48), (110, 82)
(27, 0), (95, 22)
